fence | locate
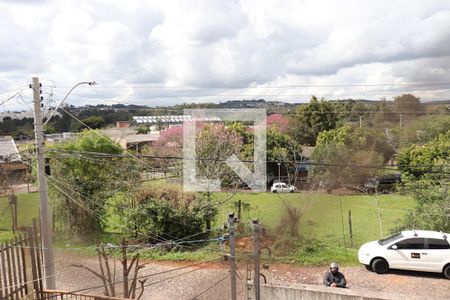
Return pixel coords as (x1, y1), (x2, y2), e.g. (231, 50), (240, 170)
(0, 219), (43, 300)
(42, 290), (127, 300)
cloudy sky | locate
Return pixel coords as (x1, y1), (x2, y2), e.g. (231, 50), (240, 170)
(1, 0), (450, 110)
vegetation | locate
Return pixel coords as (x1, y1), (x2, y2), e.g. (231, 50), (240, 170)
(311, 124), (394, 189)
(48, 131), (136, 237)
(397, 131), (450, 231)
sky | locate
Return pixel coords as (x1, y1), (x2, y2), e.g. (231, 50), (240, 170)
(1, 0), (450, 111)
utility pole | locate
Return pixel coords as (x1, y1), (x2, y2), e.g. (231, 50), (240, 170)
(399, 114), (403, 128)
(31, 77), (56, 289)
(228, 212), (237, 300)
(252, 219), (261, 300)
(359, 115), (363, 128)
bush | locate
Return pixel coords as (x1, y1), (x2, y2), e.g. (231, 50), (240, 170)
(123, 185), (217, 243)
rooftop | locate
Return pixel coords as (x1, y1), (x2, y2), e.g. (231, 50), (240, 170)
(133, 115), (221, 125)
(0, 136), (22, 162)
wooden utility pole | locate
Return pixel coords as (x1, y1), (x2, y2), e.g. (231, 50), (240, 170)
(31, 77), (56, 289)
(228, 212), (237, 300)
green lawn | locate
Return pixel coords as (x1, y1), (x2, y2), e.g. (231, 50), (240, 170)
(215, 191), (414, 247)
(0, 189), (416, 265)
(211, 191), (414, 265)
(0, 192), (40, 243)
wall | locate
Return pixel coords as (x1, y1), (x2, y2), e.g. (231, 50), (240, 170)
(246, 283), (416, 300)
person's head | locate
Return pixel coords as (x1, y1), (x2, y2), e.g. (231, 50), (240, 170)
(330, 262), (339, 274)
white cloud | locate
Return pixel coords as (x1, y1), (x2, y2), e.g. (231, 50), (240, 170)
(1, 0), (450, 110)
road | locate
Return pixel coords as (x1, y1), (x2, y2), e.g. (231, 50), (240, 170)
(54, 251), (450, 299)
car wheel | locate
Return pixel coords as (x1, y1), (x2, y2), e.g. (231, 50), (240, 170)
(444, 264), (450, 279)
(272, 190), (277, 193)
(372, 258), (389, 274)
(365, 264), (373, 272)
(290, 190), (294, 193)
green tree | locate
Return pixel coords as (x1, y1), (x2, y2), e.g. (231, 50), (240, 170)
(396, 132), (450, 231)
(395, 114), (450, 148)
(290, 96), (338, 145)
(393, 94), (425, 124)
(311, 124), (394, 190)
(71, 116), (106, 131)
(49, 131), (132, 237)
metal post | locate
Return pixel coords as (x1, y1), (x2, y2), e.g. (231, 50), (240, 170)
(31, 77), (56, 289)
(277, 162), (281, 182)
(228, 212), (237, 300)
(348, 210), (353, 248)
(252, 219), (260, 300)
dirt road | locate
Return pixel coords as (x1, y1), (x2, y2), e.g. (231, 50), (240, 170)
(53, 251), (450, 299)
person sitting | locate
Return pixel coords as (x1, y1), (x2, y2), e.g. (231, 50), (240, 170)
(323, 262), (346, 288)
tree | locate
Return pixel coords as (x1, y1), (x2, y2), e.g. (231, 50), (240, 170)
(49, 131), (133, 237)
(266, 128), (302, 184)
(267, 113), (290, 134)
(393, 94), (425, 124)
(395, 114), (450, 148)
(71, 116), (106, 131)
(396, 131), (450, 231)
(397, 131), (449, 180)
(311, 124), (394, 190)
(290, 96), (338, 145)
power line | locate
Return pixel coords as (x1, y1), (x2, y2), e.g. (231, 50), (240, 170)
(44, 149), (450, 172)
(47, 81), (450, 89)
(188, 273), (230, 299)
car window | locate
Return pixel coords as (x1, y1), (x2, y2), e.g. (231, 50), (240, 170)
(427, 238), (450, 249)
(378, 232), (403, 245)
(395, 238), (425, 250)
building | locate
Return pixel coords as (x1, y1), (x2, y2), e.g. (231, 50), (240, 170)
(0, 136), (28, 184)
(132, 115), (221, 130)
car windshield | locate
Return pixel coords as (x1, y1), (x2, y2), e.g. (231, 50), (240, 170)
(378, 232), (403, 245)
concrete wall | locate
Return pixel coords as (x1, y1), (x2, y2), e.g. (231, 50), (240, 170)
(246, 283), (411, 300)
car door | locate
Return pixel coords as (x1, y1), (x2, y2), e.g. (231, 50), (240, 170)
(279, 183), (287, 192)
(422, 238), (450, 272)
(387, 238), (427, 271)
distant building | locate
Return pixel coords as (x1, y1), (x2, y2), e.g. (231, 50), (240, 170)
(0, 136), (28, 184)
(116, 121), (131, 129)
(133, 115), (221, 126)
(101, 128), (160, 151)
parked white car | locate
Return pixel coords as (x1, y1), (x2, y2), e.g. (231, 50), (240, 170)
(358, 230), (450, 278)
(270, 182), (295, 193)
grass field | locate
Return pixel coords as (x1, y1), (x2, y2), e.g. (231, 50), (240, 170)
(215, 191), (414, 247)
(0, 189), (415, 265)
(0, 192), (40, 242)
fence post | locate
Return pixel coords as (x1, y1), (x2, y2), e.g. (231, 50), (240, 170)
(348, 210), (353, 248)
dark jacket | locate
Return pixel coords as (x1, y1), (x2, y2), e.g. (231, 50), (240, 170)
(323, 270), (346, 288)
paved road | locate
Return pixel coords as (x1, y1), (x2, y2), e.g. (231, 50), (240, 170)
(54, 251), (450, 299)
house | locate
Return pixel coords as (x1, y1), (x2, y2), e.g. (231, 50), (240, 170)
(101, 128), (160, 151)
(0, 136), (28, 184)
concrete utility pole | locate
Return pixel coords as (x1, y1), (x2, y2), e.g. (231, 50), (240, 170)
(359, 115), (363, 128)
(31, 77), (56, 289)
(228, 212), (237, 300)
(252, 219), (261, 300)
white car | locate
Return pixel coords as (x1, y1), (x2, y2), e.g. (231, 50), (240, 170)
(270, 182), (295, 193)
(358, 230), (450, 278)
